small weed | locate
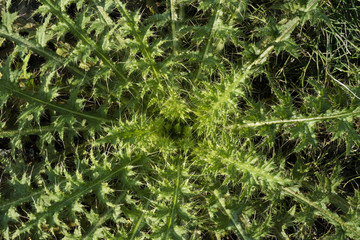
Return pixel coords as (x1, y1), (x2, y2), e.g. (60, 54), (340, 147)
(0, 0), (360, 239)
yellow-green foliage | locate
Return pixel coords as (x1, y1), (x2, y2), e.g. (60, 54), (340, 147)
(0, 0), (360, 239)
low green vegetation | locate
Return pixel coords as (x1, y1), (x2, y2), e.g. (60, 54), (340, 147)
(0, 0), (360, 239)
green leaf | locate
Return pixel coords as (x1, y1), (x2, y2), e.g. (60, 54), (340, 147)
(329, 117), (360, 155)
(1, 11), (19, 32)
